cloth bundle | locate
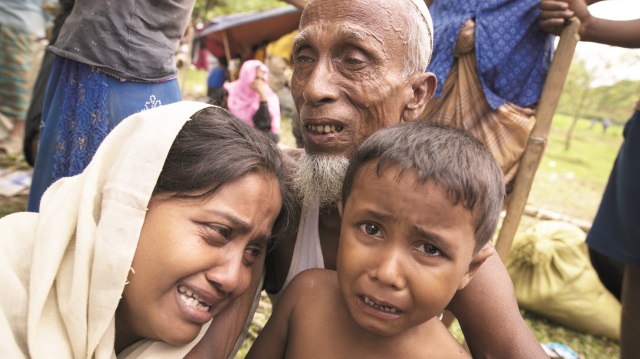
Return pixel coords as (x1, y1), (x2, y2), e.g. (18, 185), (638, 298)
(507, 221), (621, 340)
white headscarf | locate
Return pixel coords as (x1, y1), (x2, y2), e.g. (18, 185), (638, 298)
(0, 101), (211, 358)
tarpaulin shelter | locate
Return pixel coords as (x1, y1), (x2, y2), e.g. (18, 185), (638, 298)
(197, 5), (302, 63)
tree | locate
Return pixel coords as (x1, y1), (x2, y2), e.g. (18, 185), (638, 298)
(556, 49), (640, 149)
(560, 57), (597, 150)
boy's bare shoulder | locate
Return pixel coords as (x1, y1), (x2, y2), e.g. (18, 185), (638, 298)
(280, 268), (341, 331)
(287, 268), (337, 295)
(406, 322), (472, 359)
(280, 268), (339, 317)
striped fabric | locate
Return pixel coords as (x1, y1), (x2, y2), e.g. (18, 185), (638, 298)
(428, 0), (553, 110)
(0, 25), (35, 121)
(422, 20), (536, 184)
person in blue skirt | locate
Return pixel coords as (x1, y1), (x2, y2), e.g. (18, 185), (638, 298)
(27, 0), (196, 212)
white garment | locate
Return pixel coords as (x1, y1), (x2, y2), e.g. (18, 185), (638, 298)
(269, 202), (325, 304)
(0, 101), (211, 358)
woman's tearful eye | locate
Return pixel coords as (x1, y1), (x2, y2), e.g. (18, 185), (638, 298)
(202, 224), (230, 245)
(244, 245), (264, 265)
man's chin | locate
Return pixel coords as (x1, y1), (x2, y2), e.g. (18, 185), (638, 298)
(301, 132), (356, 158)
(292, 153), (350, 209)
(303, 144), (350, 157)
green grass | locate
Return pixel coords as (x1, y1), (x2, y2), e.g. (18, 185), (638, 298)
(447, 310), (619, 358)
(504, 114), (624, 358)
(527, 114), (623, 222)
(0, 155), (30, 217)
(524, 311), (619, 359)
(179, 67), (209, 100)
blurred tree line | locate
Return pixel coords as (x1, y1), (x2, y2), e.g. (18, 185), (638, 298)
(554, 53), (640, 150)
(557, 56), (640, 126)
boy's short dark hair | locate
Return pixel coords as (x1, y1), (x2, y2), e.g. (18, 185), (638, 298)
(341, 121), (505, 252)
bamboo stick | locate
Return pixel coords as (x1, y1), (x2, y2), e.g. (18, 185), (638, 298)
(222, 31), (235, 81)
(495, 18), (582, 262)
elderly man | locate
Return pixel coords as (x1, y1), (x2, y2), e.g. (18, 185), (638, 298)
(266, 0), (436, 293)
(269, 0), (546, 357)
(187, 0), (548, 357)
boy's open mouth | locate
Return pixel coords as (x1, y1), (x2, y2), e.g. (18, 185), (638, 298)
(363, 296), (399, 313)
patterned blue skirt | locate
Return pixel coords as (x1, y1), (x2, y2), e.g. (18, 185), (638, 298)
(27, 56), (182, 211)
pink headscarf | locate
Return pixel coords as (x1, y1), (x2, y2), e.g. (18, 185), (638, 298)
(224, 60), (280, 134)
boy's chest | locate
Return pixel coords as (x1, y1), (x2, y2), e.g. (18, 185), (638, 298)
(284, 299), (417, 359)
(285, 298), (470, 359)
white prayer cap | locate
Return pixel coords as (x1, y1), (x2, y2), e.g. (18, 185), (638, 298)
(408, 0), (434, 53)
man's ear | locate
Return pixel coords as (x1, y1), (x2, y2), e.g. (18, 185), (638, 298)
(457, 243), (494, 291)
(402, 71), (436, 121)
(337, 200), (343, 218)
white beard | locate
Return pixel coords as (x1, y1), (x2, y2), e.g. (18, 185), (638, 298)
(292, 153), (350, 210)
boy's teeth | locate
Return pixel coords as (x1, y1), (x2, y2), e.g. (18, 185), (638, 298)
(364, 296), (398, 313)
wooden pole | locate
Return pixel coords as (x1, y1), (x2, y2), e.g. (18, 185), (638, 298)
(222, 30), (235, 81)
(495, 18), (581, 262)
(179, 24), (195, 98)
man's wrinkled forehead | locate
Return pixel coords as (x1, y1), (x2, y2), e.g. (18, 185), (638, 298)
(294, 23), (385, 54)
(300, 0), (406, 27)
(297, 0), (404, 49)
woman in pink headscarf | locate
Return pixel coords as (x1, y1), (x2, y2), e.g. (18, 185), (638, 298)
(224, 60), (280, 143)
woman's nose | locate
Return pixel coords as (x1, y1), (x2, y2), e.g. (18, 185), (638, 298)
(204, 251), (248, 296)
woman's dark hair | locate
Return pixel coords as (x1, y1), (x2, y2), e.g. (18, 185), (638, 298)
(153, 106), (293, 238)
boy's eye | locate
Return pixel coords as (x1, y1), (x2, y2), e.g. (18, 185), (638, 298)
(360, 223), (382, 237)
(417, 243), (442, 257)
